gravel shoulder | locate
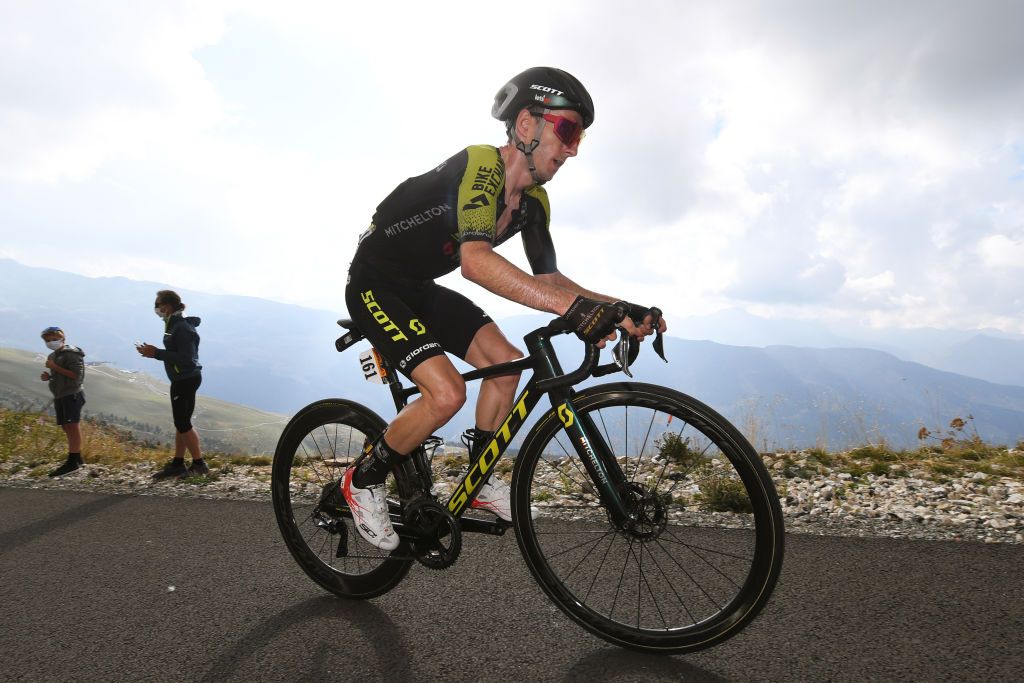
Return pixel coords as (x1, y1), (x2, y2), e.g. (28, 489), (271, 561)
(3, 455), (1021, 545)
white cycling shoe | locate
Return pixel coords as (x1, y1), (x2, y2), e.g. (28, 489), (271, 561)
(471, 476), (513, 522)
(341, 468), (399, 551)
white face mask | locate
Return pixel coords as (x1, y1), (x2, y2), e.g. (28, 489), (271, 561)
(155, 308), (167, 320)
(45, 340), (63, 351)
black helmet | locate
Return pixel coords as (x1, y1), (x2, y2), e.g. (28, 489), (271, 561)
(491, 66), (595, 129)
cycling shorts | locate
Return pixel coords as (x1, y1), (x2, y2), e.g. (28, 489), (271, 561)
(345, 262), (493, 378)
(54, 391), (86, 425)
(170, 375), (202, 433)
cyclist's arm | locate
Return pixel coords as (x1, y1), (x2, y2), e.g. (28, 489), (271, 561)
(536, 271), (666, 338)
(460, 241), (577, 314)
(534, 271), (619, 306)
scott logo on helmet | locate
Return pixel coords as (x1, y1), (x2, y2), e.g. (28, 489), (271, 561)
(530, 84), (564, 96)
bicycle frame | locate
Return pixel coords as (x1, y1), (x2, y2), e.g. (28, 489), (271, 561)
(355, 320), (636, 528)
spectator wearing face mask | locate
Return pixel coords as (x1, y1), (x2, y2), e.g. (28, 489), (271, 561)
(136, 289), (207, 480)
(39, 326), (87, 477)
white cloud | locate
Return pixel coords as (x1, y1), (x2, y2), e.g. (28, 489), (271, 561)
(0, 1), (229, 183)
(1, 0), (1023, 334)
(977, 234), (1024, 269)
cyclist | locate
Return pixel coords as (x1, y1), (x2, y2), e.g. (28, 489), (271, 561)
(341, 66), (667, 550)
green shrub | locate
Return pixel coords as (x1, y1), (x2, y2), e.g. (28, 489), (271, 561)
(849, 445), (898, 462)
(697, 476), (753, 513)
(869, 462), (890, 476)
(657, 432), (702, 471)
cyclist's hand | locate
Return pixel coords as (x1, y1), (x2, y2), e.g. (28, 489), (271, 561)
(621, 302), (668, 340)
(562, 296), (625, 347)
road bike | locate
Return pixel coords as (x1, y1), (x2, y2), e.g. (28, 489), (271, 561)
(271, 315), (785, 654)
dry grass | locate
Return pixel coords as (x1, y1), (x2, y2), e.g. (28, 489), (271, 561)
(0, 408), (264, 477)
(4, 407), (1021, 485)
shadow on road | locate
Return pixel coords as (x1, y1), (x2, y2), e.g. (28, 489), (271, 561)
(0, 490), (131, 553)
(565, 646), (730, 682)
(199, 595), (411, 682)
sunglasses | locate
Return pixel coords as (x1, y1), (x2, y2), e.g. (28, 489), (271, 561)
(537, 112), (585, 147)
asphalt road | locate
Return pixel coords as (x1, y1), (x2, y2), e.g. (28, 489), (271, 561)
(1, 487), (1021, 682)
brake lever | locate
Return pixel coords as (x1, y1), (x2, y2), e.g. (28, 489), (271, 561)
(649, 307), (667, 363)
(612, 329), (634, 378)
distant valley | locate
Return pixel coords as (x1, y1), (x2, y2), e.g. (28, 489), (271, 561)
(2, 258), (1023, 451)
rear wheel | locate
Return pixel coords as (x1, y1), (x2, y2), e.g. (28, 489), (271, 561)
(512, 383), (784, 654)
(271, 399), (413, 599)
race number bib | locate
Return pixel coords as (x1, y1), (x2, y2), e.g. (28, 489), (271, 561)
(358, 348), (388, 384)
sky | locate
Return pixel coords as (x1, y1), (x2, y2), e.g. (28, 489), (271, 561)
(2, 0), (1023, 333)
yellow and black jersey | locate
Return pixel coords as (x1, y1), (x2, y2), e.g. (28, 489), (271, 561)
(352, 145), (557, 281)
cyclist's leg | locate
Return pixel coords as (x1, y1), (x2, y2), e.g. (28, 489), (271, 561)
(387, 356), (466, 453)
(419, 288), (521, 520)
(344, 274), (466, 455)
(463, 323), (524, 431)
(415, 285), (523, 432)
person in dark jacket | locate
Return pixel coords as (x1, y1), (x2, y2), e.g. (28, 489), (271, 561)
(40, 326), (87, 477)
(136, 290), (208, 480)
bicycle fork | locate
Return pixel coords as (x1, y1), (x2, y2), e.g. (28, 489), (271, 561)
(547, 390), (635, 527)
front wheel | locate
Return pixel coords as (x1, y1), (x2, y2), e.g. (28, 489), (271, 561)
(512, 383), (785, 654)
(271, 399), (413, 599)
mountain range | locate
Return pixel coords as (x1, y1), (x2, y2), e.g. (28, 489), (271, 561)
(2, 258), (1022, 451)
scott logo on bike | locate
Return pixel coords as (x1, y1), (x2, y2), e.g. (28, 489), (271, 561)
(557, 404), (574, 428)
(361, 290), (408, 342)
(448, 390), (531, 516)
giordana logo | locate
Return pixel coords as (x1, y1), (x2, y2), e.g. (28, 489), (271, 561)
(399, 342), (441, 369)
(530, 84), (563, 96)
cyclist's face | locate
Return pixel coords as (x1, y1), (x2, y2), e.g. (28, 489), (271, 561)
(529, 109), (582, 182)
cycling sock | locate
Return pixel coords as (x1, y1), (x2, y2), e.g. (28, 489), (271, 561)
(353, 437), (401, 488)
(470, 428), (495, 459)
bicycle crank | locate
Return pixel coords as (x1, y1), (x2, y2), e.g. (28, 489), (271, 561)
(401, 499), (462, 569)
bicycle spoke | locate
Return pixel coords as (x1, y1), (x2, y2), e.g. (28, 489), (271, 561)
(518, 389), (781, 648)
(272, 405), (413, 599)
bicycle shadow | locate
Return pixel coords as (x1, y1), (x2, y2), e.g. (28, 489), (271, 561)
(564, 647), (730, 682)
(0, 490), (131, 554)
(199, 595), (412, 682)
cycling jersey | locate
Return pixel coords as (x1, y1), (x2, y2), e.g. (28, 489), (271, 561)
(352, 145), (557, 280)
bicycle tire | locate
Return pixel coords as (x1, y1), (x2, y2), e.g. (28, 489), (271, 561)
(512, 382), (784, 654)
(271, 399), (414, 599)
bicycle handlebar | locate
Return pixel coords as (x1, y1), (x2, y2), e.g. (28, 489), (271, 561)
(532, 318), (603, 393)
(531, 305), (667, 392)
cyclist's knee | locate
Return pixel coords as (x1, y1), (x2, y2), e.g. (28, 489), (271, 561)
(494, 347), (524, 385)
(502, 346), (525, 364)
(423, 376), (466, 422)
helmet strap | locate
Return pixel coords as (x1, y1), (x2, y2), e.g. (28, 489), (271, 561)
(513, 115), (548, 185)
